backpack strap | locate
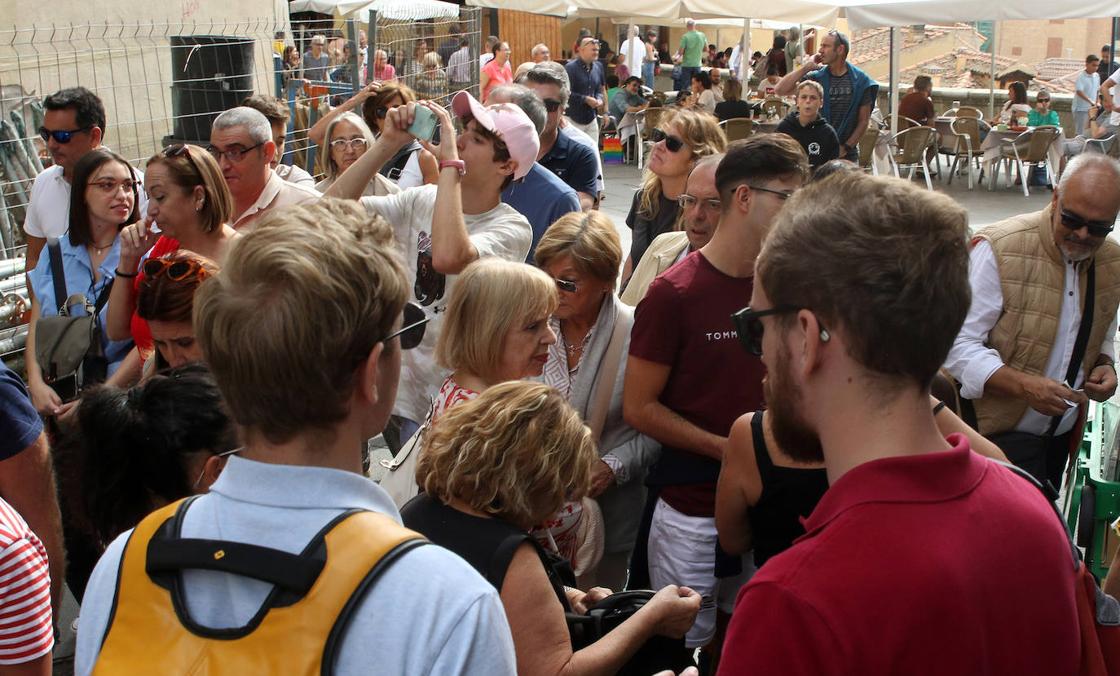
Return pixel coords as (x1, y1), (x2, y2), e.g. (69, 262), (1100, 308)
(46, 238), (69, 315)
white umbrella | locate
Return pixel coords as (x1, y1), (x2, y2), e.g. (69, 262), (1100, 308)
(290, 0), (461, 20)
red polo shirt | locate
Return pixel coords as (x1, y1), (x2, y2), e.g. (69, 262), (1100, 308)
(719, 435), (1079, 675)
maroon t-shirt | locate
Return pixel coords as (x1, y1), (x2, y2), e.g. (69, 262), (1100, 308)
(719, 436), (1080, 674)
(629, 251), (766, 516)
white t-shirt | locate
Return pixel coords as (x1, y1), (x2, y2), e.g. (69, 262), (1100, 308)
(620, 37), (644, 78)
(360, 185), (532, 421)
(1107, 73), (1120, 125)
(23, 163), (148, 239)
(1074, 71), (1100, 112)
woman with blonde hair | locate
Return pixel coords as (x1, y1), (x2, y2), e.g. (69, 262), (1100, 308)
(624, 108), (725, 279)
(431, 258), (558, 418)
(535, 211), (658, 590)
(313, 112), (397, 196)
(415, 51), (449, 103)
(402, 381), (701, 676)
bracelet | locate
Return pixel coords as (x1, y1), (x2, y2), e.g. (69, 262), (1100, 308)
(114, 268), (138, 279)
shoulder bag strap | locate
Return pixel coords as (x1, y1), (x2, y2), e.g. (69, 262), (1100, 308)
(46, 238), (69, 315)
(585, 309), (631, 444)
(1047, 261), (1096, 436)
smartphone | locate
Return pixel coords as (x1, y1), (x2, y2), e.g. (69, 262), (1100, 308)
(407, 106), (438, 142)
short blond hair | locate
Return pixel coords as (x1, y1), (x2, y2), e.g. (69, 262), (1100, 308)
(194, 198), (407, 444)
(416, 381), (595, 528)
(534, 211), (622, 289)
(796, 79), (824, 99)
(435, 259), (557, 378)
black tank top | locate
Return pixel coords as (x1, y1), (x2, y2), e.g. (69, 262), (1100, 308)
(747, 412), (830, 568)
(401, 494), (569, 605)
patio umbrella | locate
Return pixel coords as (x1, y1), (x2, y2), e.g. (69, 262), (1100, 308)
(289, 0), (461, 21)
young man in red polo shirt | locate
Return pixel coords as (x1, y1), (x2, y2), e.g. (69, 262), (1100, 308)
(718, 172), (1080, 674)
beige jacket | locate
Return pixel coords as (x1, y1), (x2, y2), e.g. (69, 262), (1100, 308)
(620, 231), (690, 306)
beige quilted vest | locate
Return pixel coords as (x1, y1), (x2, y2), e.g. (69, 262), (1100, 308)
(971, 205), (1120, 435)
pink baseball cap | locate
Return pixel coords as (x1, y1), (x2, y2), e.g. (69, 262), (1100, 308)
(451, 91), (540, 181)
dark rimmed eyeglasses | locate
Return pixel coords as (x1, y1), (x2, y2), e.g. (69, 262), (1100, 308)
(143, 257), (210, 282)
(1037, 98), (1051, 103)
(383, 301), (431, 350)
(1060, 207), (1115, 238)
(651, 128), (685, 153)
(731, 305), (830, 356)
(543, 98), (563, 113)
(39, 125), (93, 144)
(747, 184), (797, 200)
(207, 141), (265, 163)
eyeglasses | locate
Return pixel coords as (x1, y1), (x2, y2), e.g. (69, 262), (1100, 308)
(90, 179), (140, 194)
(38, 125), (93, 144)
(207, 141), (265, 163)
(383, 302), (430, 350)
(330, 137), (369, 151)
(651, 128), (685, 153)
(731, 305), (830, 356)
(1060, 207), (1115, 237)
(678, 194), (722, 212)
(1037, 98), (1051, 103)
(193, 447), (240, 489)
(553, 278), (578, 293)
(747, 184), (797, 200)
(143, 257), (210, 282)
(543, 98), (563, 113)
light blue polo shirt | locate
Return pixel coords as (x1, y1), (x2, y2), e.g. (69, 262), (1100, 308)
(75, 456), (517, 675)
(29, 234), (133, 374)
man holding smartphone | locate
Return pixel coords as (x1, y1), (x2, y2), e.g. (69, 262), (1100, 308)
(325, 92), (537, 444)
(946, 154), (1120, 488)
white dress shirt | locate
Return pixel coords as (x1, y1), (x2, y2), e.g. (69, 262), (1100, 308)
(945, 239), (1116, 435)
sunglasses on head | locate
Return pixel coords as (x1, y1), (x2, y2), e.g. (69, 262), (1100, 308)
(651, 128), (685, 153)
(383, 302), (430, 350)
(39, 125), (93, 144)
(163, 143), (204, 177)
(143, 257), (210, 282)
(730, 305), (830, 356)
(543, 98), (563, 113)
(1061, 208), (1115, 237)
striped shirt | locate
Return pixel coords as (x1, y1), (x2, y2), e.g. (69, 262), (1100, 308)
(0, 498), (52, 665)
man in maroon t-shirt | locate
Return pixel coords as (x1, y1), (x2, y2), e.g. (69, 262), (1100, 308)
(718, 172), (1080, 674)
(623, 135), (809, 653)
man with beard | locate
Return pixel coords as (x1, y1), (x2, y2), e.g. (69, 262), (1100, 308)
(945, 154), (1120, 488)
(623, 135), (808, 658)
(718, 171), (1080, 674)
(620, 154), (723, 306)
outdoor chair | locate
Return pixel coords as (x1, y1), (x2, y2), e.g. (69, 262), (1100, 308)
(857, 125), (881, 175)
(719, 118), (754, 142)
(889, 126), (938, 190)
(883, 114), (920, 132)
(1085, 135), (1117, 157)
(956, 106), (984, 120)
(992, 125), (1061, 197)
(635, 107), (671, 168)
(760, 97), (790, 119)
(946, 117), (990, 190)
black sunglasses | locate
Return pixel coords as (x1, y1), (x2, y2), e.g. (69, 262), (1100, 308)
(651, 128), (685, 153)
(1061, 208), (1115, 237)
(731, 305), (830, 356)
(163, 143), (204, 177)
(384, 302), (430, 350)
(543, 98), (563, 113)
(39, 125), (93, 144)
(553, 277), (577, 293)
(374, 106), (390, 119)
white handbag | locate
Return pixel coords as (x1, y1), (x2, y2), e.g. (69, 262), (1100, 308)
(377, 403), (434, 509)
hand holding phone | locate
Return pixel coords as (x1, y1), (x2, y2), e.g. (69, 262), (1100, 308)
(407, 105), (438, 142)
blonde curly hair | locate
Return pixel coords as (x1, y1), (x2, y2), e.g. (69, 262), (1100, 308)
(636, 108), (727, 221)
(415, 381), (596, 529)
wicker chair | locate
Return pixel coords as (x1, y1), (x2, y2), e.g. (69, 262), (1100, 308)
(635, 107), (672, 168)
(955, 106), (984, 120)
(945, 117), (990, 190)
(760, 97), (790, 119)
(993, 126), (1061, 197)
(888, 126), (938, 190)
(719, 118), (754, 142)
(857, 125), (881, 175)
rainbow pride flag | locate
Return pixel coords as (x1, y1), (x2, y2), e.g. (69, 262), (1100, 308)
(602, 137), (624, 165)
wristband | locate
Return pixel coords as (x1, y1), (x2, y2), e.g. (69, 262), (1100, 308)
(438, 159), (466, 176)
(114, 268), (138, 279)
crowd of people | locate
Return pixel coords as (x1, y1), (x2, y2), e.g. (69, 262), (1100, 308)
(2, 22), (1120, 676)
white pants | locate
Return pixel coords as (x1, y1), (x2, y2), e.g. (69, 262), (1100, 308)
(647, 498), (754, 648)
(566, 116), (600, 144)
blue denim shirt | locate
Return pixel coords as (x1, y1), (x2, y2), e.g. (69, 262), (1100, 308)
(30, 234), (133, 374)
